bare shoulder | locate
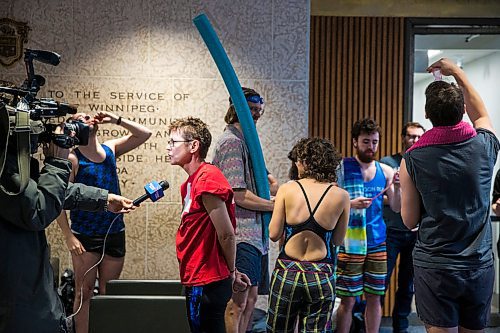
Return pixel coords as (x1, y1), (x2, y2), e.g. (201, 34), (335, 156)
(331, 186), (349, 201)
(379, 162), (394, 178)
(102, 139), (117, 153)
(279, 180), (297, 192)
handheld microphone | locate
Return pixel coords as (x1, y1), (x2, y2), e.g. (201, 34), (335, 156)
(133, 180), (169, 206)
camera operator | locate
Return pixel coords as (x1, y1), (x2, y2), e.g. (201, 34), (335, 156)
(0, 112), (135, 333)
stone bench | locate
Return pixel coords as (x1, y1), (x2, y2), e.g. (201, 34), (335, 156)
(106, 279), (184, 296)
(89, 295), (190, 333)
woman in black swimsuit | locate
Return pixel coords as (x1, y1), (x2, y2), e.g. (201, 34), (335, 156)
(266, 138), (350, 333)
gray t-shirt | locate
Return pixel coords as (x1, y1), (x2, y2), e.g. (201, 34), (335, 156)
(404, 129), (499, 269)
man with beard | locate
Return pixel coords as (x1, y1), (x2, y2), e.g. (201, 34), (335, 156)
(56, 111), (152, 333)
(380, 122), (425, 333)
(213, 87), (277, 333)
(336, 118), (401, 333)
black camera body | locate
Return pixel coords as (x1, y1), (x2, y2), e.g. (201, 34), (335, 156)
(41, 119), (90, 148)
(0, 49), (90, 150)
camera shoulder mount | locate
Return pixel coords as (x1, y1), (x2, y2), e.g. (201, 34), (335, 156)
(0, 101), (31, 195)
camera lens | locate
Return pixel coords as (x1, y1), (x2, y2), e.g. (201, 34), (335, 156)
(64, 120), (90, 146)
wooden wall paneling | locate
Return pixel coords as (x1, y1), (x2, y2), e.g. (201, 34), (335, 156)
(309, 15), (406, 317)
(325, 17), (332, 139)
(336, 17), (345, 153)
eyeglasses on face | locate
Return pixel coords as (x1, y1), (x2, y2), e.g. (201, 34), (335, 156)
(249, 106), (265, 116)
(167, 139), (192, 147)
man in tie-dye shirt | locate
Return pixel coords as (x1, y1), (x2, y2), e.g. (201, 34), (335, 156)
(335, 118), (400, 333)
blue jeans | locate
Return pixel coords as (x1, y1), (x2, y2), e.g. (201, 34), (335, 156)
(386, 229), (416, 332)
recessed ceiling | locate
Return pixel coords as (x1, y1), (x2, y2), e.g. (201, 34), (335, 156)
(414, 34), (500, 82)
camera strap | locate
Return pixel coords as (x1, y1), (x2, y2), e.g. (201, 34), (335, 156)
(0, 102), (31, 195)
(0, 104), (8, 178)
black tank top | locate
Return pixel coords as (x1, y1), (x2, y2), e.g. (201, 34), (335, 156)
(278, 181), (336, 264)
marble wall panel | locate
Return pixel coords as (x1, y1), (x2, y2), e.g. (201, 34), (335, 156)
(191, 0), (274, 80)
(273, 0), (310, 81)
(121, 208), (147, 278)
(72, 0), (150, 77)
(146, 202), (182, 278)
(258, 80), (309, 183)
(148, 0), (219, 79)
(0, 74), (25, 88)
(171, 78), (228, 160)
(2, 0), (75, 76)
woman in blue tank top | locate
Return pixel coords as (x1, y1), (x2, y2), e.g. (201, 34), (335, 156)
(266, 138), (350, 333)
(55, 111), (152, 333)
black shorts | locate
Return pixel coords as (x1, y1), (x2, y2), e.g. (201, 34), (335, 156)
(414, 264), (494, 330)
(236, 243), (269, 292)
(73, 231), (126, 258)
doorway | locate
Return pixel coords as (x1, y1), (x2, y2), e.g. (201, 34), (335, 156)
(404, 17), (500, 316)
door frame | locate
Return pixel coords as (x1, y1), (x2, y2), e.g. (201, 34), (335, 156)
(403, 18), (500, 123)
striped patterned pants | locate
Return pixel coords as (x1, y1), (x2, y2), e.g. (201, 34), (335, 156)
(266, 259), (335, 333)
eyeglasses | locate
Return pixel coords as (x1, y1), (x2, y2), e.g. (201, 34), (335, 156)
(168, 139), (192, 147)
(250, 106), (265, 116)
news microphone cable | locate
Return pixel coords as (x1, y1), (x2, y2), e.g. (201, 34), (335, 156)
(67, 214), (120, 321)
(67, 180), (168, 321)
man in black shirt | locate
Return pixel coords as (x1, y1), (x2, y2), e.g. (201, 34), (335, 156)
(400, 58), (498, 332)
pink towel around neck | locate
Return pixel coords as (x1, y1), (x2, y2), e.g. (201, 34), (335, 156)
(406, 121), (477, 153)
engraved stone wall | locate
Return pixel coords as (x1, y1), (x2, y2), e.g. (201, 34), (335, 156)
(1, 0), (309, 279)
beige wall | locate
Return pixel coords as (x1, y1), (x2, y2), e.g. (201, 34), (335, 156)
(1, 0), (309, 279)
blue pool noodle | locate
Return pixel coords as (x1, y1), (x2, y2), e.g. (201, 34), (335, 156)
(193, 13), (271, 238)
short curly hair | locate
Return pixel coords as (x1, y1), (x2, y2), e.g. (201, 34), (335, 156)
(288, 137), (342, 183)
(351, 118), (381, 140)
(168, 117), (212, 159)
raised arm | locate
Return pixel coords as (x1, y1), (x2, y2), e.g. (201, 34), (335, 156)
(427, 58), (494, 134)
(95, 111), (153, 156)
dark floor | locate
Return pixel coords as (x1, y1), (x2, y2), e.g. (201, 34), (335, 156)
(252, 309), (500, 332)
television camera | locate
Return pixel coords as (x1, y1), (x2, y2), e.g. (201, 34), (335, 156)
(0, 49), (90, 195)
(0, 49), (89, 151)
